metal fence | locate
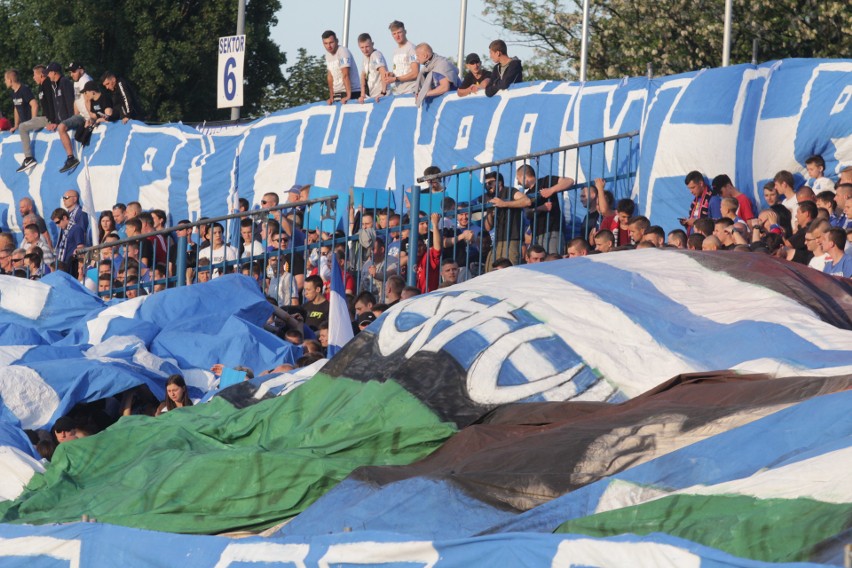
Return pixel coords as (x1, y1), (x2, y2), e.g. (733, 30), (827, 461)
(35, 130), (639, 307)
(72, 196), (344, 304)
(407, 131), (640, 289)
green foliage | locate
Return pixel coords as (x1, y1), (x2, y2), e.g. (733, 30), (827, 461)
(0, 0), (286, 122)
(483, 0), (851, 80)
(260, 48), (328, 113)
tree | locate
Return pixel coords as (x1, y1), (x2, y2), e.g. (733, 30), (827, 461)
(0, 0), (286, 123)
(483, 0), (851, 81)
(260, 48), (328, 113)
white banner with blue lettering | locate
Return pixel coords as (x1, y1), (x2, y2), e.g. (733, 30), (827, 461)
(0, 523), (817, 567)
(0, 58), (849, 235)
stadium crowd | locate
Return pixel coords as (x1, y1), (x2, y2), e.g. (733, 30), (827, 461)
(21, 157), (851, 462)
(320, 21), (523, 107)
(4, 158), (850, 330)
(3, 27), (850, 459)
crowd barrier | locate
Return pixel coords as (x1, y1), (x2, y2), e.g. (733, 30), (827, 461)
(59, 131), (639, 304)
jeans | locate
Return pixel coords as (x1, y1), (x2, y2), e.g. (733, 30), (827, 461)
(18, 116), (49, 158)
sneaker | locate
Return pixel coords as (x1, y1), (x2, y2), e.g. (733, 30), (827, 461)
(16, 157), (36, 173)
(60, 156), (79, 173)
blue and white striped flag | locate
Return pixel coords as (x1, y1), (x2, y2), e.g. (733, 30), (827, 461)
(327, 257), (353, 357)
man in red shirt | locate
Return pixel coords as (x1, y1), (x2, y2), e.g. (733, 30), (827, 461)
(416, 213), (443, 293)
(713, 174), (755, 222)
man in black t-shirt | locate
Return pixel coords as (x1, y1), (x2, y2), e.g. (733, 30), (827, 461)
(515, 164), (574, 255)
(440, 203), (482, 270)
(84, 81), (114, 123)
(301, 275), (329, 331)
(457, 53), (490, 97)
(5, 69), (36, 133)
(485, 171), (525, 269)
(15, 65), (56, 172)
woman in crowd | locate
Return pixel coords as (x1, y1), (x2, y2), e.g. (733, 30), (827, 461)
(98, 211), (117, 244)
(155, 375), (193, 416)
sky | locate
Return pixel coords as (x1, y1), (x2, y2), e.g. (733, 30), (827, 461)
(270, 0), (535, 69)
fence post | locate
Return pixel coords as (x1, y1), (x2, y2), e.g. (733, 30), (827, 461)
(176, 234), (187, 287)
(407, 188), (421, 287)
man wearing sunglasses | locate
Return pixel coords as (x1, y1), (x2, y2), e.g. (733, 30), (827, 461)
(61, 189), (90, 244)
(0, 248), (13, 275)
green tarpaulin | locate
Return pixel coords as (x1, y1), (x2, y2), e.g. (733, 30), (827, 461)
(556, 494), (852, 563)
(1, 374), (456, 534)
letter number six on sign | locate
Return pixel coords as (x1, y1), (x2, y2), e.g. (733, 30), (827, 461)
(224, 57), (237, 101)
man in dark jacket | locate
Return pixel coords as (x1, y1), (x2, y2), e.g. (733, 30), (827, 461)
(485, 40), (523, 97)
(100, 70), (143, 123)
(47, 62), (75, 123)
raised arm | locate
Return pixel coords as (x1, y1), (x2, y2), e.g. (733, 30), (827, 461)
(430, 213), (442, 251)
(595, 178), (612, 217)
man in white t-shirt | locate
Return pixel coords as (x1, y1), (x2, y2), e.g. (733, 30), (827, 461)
(66, 62), (93, 120)
(356, 33), (388, 103)
(774, 170), (800, 231)
(805, 155), (835, 193)
(383, 20), (418, 96)
(198, 222), (238, 277)
(322, 30), (361, 104)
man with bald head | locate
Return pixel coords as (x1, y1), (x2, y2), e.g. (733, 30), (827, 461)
(702, 235), (722, 251)
(19, 197), (51, 247)
(413, 43), (459, 107)
(62, 189), (90, 244)
(834, 183), (851, 229)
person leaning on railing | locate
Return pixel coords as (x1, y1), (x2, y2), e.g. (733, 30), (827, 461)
(51, 208), (86, 275)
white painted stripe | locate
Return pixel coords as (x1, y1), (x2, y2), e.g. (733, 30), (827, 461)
(85, 296), (146, 344)
(0, 345), (35, 366)
(0, 366), (61, 430)
(552, 539), (700, 568)
(591, 250), (852, 352)
(0, 446), (44, 501)
(677, 445), (852, 504)
(0, 276), (50, 320)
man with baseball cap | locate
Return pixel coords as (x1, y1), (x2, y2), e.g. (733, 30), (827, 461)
(43, 63), (80, 173)
(57, 79), (108, 174)
(52, 416), (77, 443)
(67, 62), (93, 118)
(83, 80), (113, 123)
(457, 53), (490, 97)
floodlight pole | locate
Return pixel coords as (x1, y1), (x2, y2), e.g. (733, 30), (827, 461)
(457, 0), (468, 67)
(579, 0), (590, 81)
(342, 0), (352, 46)
(230, 0), (246, 121)
(722, 0), (732, 66)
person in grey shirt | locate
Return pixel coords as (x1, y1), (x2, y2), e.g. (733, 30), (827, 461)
(413, 43), (459, 107)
